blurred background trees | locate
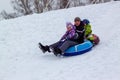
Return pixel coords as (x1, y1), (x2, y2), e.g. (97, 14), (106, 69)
(0, 0), (115, 20)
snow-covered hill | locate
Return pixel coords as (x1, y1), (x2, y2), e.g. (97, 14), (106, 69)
(0, 1), (120, 80)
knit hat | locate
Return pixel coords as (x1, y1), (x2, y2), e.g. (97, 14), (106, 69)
(83, 19), (90, 25)
(66, 22), (75, 29)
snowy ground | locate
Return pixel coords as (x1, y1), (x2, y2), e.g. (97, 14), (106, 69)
(0, 1), (120, 80)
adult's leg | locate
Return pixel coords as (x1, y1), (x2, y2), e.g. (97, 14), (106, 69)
(49, 41), (61, 49)
(59, 40), (78, 52)
(49, 41), (63, 55)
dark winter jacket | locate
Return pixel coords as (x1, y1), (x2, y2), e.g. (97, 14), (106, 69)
(74, 21), (85, 43)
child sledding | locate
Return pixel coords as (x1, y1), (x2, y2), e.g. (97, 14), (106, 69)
(39, 17), (100, 56)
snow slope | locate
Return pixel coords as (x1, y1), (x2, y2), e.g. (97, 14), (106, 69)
(0, 1), (120, 80)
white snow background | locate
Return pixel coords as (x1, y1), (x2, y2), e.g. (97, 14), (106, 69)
(0, 1), (120, 80)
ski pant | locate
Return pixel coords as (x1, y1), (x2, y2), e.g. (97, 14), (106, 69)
(49, 40), (78, 52)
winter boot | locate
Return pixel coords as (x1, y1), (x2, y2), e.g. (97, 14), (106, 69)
(53, 48), (62, 56)
(39, 43), (51, 53)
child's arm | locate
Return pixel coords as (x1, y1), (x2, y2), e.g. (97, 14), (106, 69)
(66, 30), (76, 39)
(60, 30), (75, 41)
(60, 31), (68, 41)
(85, 24), (92, 37)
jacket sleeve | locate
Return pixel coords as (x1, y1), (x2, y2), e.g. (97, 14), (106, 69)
(60, 30), (76, 40)
(66, 30), (76, 39)
(60, 31), (68, 40)
(85, 24), (92, 37)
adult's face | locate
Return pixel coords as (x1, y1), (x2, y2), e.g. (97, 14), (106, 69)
(74, 21), (81, 26)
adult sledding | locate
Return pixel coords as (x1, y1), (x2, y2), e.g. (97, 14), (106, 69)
(39, 17), (100, 56)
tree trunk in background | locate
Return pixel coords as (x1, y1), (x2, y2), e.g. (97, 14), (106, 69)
(1, 0), (115, 20)
(34, 0), (41, 13)
(20, 0), (32, 15)
(60, 0), (69, 9)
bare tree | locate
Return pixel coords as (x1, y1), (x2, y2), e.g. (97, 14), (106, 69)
(21, 0), (32, 14)
(34, 0), (41, 13)
(90, 0), (105, 4)
(0, 0), (114, 20)
(0, 10), (18, 19)
(34, 0), (54, 13)
(42, 0), (53, 12)
(11, 0), (32, 15)
(59, 0), (70, 9)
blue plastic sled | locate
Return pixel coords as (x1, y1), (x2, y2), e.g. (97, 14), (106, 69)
(63, 40), (93, 56)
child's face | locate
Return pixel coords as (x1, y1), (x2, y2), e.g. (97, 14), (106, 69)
(67, 25), (72, 31)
